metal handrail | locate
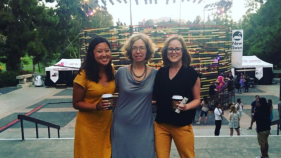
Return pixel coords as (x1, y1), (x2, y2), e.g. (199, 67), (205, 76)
(270, 119), (281, 135)
(17, 115), (60, 140)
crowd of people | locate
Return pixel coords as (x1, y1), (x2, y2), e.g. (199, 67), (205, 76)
(71, 34), (280, 158)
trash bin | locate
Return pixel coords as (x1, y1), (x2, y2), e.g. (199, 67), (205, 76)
(34, 75), (43, 87)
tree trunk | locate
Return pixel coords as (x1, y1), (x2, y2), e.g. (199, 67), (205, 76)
(6, 55), (21, 71)
(38, 62), (40, 73)
(33, 58), (35, 73)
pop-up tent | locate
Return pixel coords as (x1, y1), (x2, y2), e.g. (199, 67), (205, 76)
(45, 59), (81, 87)
(233, 55), (273, 85)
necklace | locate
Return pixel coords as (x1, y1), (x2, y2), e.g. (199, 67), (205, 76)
(130, 63), (147, 79)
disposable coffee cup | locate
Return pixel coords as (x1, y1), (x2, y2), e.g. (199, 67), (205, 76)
(102, 94), (113, 110)
(172, 95), (183, 110)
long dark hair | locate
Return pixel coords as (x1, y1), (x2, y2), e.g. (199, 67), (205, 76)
(203, 96), (209, 104)
(79, 36), (114, 83)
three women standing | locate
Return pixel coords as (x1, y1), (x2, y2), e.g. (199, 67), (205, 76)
(111, 33), (157, 158)
(73, 37), (115, 158)
(153, 35), (201, 158)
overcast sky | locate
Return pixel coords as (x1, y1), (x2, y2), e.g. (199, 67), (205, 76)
(106, 0), (247, 25)
(46, 0), (247, 25)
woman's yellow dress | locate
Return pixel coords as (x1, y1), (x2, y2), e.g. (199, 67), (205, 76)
(74, 70), (115, 158)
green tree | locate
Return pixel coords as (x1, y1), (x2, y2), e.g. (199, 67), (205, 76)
(52, 0), (113, 60)
(242, 0), (281, 68)
(0, 0), (57, 71)
(156, 20), (179, 25)
(193, 16), (202, 25)
(144, 19), (154, 26)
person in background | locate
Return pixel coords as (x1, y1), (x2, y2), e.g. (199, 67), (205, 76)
(240, 73), (245, 89)
(278, 99), (281, 130)
(226, 71), (234, 81)
(268, 99), (273, 122)
(72, 37), (115, 158)
(253, 97), (271, 158)
(197, 96), (209, 125)
(209, 81), (217, 107)
(249, 95), (260, 130)
(235, 98), (244, 118)
(153, 35), (200, 158)
(229, 105), (240, 136)
(214, 102), (223, 136)
(244, 74), (249, 92)
(111, 33), (157, 158)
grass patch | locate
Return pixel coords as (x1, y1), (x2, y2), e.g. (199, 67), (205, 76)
(0, 55), (54, 73)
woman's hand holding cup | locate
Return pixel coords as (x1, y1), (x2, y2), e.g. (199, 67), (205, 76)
(98, 94), (113, 110)
(97, 99), (112, 111)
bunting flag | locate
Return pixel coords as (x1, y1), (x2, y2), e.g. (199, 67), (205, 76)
(50, 70), (59, 83)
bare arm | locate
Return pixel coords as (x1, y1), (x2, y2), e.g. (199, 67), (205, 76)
(178, 77), (201, 111)
(72, 83), (110, 111)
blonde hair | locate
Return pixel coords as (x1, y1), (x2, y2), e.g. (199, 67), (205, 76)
(161, 35), (191, 67)
(121, 33), (157, 61)
(230, 105), (237, 113)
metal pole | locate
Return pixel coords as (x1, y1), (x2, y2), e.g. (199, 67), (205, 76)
(20, 119), (24, 140)
(279, 78), (281, 100)
(48, 126), (50, 138)
(130, 0), (132, 26)
(36, 123), (38, 138)
(179, 0), (181, 26)
(58, 129), (60, 138)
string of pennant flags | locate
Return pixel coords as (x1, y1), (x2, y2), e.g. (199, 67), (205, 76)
(80, 0), (232, 17)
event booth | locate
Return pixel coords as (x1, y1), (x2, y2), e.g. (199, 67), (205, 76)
(45, 59), (81, 87)
(233, 55), (273, 85)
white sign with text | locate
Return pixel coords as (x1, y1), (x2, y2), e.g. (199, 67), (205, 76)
(231, 30), (243, 68)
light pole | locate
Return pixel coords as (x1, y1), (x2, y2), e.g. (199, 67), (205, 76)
(130, 0), (132, 26)
(179, 0), (181, 26)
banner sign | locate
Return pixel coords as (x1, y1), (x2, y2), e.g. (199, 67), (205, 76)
(50, 70), (59, 83)
(231, 30), (243, 68)
(255, 67), (263, 80)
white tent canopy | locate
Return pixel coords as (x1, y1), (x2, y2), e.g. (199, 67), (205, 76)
(233, 55), (273, 80)
(235, 55), (273, 68)
(45, 59), (81, 71)
(45, 59), (81, 83)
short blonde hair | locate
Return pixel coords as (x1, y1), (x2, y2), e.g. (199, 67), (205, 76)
(230, 105), (237, 113)
(162, 35), (191, 67)
(121, 33), (157, 61)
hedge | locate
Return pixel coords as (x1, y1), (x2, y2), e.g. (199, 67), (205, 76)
(0, 70), (32, 88)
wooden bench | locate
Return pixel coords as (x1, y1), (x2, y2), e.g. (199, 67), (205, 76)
(56, 83), (67, 89)
(16, 74), (34, 88)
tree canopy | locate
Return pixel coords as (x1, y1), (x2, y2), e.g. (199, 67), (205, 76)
(0, 0), (113, 71)
(242, 0), (281, 68)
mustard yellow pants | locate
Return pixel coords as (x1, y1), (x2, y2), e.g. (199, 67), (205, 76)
(154, 122), (195, 158)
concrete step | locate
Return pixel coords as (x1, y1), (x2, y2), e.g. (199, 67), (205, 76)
(1, 136), (281, 158)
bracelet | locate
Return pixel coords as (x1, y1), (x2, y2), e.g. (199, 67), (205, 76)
(96, 102), (100, 111)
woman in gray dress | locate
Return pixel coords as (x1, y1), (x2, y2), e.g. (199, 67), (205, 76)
(111, 33), (157, 158)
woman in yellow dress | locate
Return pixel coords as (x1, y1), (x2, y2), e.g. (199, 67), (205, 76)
(73, 37), (115, 158)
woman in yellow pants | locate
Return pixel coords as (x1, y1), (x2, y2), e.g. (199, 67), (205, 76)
(153, 35), (201, 158)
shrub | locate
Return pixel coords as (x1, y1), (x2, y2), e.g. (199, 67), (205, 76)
(0, 71), (21, 88)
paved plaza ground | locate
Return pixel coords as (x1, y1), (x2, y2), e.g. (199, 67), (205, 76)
(0, 82), (281, 158)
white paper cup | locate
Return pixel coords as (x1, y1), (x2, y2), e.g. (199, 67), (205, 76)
(102, 94), (113, 110)
(172, 95), (183, 110)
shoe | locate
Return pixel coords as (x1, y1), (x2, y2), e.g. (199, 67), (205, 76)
(256, 156), (269, 158)
(196, 122), (200, 125)
(248, 127), (252, 130)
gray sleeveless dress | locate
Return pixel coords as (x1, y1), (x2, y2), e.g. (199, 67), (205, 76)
(111, 66), (157, 158)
